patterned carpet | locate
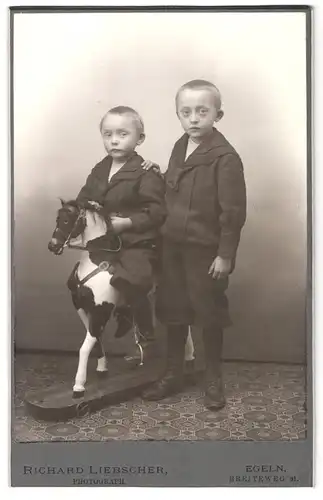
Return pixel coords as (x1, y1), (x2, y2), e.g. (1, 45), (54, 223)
(13, 353), (307, 442)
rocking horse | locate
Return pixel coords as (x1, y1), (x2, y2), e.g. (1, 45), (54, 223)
(47, 198), (153, 397)
(24, 199), (197, 421)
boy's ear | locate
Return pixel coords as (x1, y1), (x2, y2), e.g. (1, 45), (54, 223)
(214, 110), (224, 122)
(136, 133), (145, 146)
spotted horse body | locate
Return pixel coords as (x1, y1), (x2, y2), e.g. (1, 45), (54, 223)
(48, 199), (149, 398)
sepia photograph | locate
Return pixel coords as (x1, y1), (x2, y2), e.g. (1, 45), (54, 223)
(11, 5), (312, 487)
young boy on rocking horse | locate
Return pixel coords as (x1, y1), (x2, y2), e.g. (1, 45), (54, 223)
(75, 106), (166, 344)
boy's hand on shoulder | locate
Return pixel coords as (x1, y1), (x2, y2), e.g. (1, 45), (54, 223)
(111, 216), (133, 234)
(141, 159), (162, 175)
(208, 256), (232, 280)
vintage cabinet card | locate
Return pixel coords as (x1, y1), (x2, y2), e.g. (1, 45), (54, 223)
(10, 5), (313, 487)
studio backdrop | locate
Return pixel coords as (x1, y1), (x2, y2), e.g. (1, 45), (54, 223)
(13, 11), (307, 363)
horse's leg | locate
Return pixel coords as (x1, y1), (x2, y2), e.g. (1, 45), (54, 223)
(75, 308), (107, 375)
(184, 326), (197, 384)
(185, 326), (195, 362)
(92, 278), (120, 375)
(72, 280), (118, 396)
(73, 328), (98, 397)
(94, 336), (108, 374)
(70, 290), (96, 396)
(77, 300), (109, 374)
(78, 307), (106, 370)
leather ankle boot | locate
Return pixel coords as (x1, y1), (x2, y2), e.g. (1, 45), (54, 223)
(142, 325), (188, 401)
(203, 327), (225, 411)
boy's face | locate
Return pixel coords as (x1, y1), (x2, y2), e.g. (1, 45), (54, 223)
(101, 113), (144, 161)
(176, 88), (222, 142)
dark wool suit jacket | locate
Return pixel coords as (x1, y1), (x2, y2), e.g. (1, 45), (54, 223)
(162, 128), (247, 260)
(77, 152), (166, 247)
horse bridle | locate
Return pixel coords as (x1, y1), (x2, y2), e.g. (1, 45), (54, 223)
(53, 208), (86, 255)
(55, 206), (122, 254)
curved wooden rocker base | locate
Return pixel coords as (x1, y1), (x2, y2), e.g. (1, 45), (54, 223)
(24, 357), (160, 422)
(24, 354), (202, 422)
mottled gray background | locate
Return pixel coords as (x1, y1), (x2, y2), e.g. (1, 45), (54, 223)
(13, 11), (307, 362)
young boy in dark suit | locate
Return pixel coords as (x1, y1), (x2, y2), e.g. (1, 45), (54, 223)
(75, 106), (166, 341)
(142, 80), (247, 410)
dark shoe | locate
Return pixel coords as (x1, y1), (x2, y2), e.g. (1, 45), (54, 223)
(142, 374), (183, 401)
(204, 377), (226, 410)
(142, 324), (188, 400)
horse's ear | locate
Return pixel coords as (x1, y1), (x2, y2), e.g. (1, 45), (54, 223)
(59, 197), (65, 207)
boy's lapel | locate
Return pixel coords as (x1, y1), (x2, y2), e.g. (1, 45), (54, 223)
(184, 128), (227, 167)
(106, 153), (144, 191)
(171, 133), (189, 166)
(166, 129), (231, 191)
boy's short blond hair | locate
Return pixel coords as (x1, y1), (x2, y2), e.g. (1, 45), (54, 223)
(176, 79), (222, 111)
(100, 106), (144, 134)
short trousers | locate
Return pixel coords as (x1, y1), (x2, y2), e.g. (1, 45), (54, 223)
(155, 240), (232, 329)
(110, 246), (156, 299)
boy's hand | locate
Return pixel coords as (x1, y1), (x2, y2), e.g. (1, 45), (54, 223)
(111, 216), (133, 234)
(208, 256), (232, 280)
(141, 159), (161, 174)
(87, 200), (102, 211)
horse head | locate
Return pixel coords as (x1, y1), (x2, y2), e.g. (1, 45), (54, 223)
(48, 199), (91, 255)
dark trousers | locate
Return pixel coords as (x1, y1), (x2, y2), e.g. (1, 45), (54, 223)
(156, 240), (232, 329)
